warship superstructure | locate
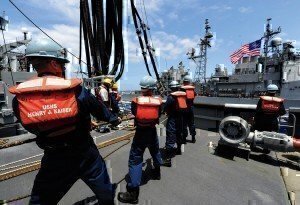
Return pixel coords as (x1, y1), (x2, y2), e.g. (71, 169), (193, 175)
(0, 14), (35, 136)
(206, 19), (300, 100)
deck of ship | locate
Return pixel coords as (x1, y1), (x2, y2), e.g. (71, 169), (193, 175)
(0, 125), (292, 205)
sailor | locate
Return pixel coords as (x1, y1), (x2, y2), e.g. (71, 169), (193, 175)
(110, 83), (121, 115)
(98, 77), (113, 109)
(111, 83), (122, 102)
(162, 80), (188, 167)
(181, 76), (196, 143)
(253, 84), (286, 132)
(118, 76), (163, 204)
(9, 38), (121, 205)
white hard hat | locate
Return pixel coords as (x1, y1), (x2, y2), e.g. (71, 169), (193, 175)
(267, 84), (279, 92)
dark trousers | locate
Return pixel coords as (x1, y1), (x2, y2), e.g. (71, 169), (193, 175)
(165, 115), (185, 150)
(128, 127), (162, 188)
(29, 144), (115, 205)
(183, 106), (196, 139)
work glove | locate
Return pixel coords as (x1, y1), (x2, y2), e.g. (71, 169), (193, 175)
(111, 117), (122, 127)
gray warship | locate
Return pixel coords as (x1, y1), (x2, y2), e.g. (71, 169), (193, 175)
(206, 18), (300, 100)
(0, 14), (36, 137)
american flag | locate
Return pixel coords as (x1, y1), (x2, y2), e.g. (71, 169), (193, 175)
(230, 39), (261, 64)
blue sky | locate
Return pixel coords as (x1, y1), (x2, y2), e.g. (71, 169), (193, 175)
(2, 0), (300, 90)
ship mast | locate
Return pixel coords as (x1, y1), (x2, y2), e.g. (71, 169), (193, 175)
(263, 18), (281, 73)
(188, 19), (213, 85)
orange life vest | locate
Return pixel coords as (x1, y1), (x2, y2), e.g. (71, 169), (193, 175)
(181, 85), (195, 100)
(133, 96), (162, 127)
(9, 76), (82, 136)
(260, 96), (284, 113)
(171, 91), (187, 111)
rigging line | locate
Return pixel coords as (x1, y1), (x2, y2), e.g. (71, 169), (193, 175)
(9, 0), (87, 75)
(1, 29), (15, 85)
(141, 0), (153, 46)
(141, 0), (159, 66)
(79, 7), (84, 79)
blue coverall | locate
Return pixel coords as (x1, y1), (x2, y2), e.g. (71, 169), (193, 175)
(13, 86), (118, 205)
(183, 99), (196, 140)
(164, 95), (186, 150)
(110, 92), (120, 115)
(127, 100), (163, 188)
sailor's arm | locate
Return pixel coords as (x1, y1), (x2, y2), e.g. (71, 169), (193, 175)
(79, 87), (120, 125)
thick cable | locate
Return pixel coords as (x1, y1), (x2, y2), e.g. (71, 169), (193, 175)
(130, 0), (151, 76)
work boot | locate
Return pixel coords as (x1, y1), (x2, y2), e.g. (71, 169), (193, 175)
(161, 149), (172, 167)
(175, 145), (182, 155)
(191, 136), (196, 143)
(161, 158), (172, 167)
(118, 186), (139, 204)
(152, 166), (161, 180)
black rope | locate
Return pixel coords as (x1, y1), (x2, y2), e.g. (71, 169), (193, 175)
(130, 0), (151, 76)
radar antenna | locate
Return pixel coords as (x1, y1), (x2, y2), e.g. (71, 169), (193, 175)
(187, 19), (213, 84)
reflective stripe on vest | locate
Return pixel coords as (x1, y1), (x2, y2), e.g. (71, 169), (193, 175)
(171, 91), (187, 110)
(9, 76), (82, 135)
(260, 96), (284, 112)
(181, 85), (195, 100)
(134, 96), (162, 126)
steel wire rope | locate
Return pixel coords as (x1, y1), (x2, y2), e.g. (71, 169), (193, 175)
(141, 0), (160, 67)
(133, 3), (160, 80)
(130, 0), (151, 76)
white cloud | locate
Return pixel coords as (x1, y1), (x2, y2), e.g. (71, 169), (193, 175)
(239, 7), (253, 14)
(209, 5), (232, 12)
(27, 0), (80, 24)
(168, 12), (179, 20)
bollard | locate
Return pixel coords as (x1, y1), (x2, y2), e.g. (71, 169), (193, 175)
(288, 191), (295, 205)
(181, 144), (185, 153)
(156, 126), (161, 137)
(280, 167), (289, 177)
(160, 127), (164, 137)
(106, 160), (113, 182)
(208, 141), (214, 154)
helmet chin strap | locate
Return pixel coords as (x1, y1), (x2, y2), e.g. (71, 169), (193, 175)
(141, 89), (153, 96)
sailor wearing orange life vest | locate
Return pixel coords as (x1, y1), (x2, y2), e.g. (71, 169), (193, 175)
(118, 76), (163, 204)
(162, 80), (188, 167)
(181, 76), (196, 143)
(253, 84), (286, 132)
(9, 38), (120, 204)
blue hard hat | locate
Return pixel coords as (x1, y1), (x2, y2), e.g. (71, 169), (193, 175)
(183, 76), (192, 83)
(169, 80), (180, 88)
(140, 76), (157, 90)
(267, 84), (279, 92)
(26, 38), (69, 63)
